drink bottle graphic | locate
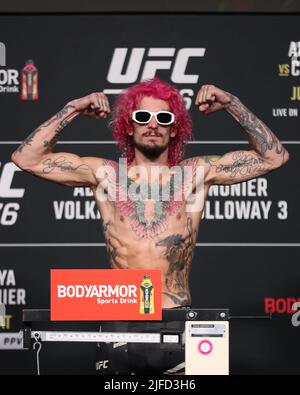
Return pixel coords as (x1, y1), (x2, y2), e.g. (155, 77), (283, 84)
(21, 59), (38, 100)
(140, 275), (154, 314)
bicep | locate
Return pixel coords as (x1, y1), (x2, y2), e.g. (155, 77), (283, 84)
(205, 150), (272, 185)
(25, 152), (98, 187)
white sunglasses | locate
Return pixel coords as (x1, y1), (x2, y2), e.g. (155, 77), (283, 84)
(132, 110), (175, 126)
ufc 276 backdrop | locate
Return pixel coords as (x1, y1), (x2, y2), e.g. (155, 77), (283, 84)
(0, 14), (299, 374)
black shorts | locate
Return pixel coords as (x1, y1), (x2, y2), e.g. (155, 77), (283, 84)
(95, 320), (185, 375)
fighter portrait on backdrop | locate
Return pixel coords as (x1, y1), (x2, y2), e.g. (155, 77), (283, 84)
(11, 78), (289, 374)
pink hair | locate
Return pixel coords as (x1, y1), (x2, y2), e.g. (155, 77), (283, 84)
(111, 78), (193, 166)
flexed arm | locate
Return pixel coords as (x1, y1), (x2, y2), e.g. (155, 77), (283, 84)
(195, 85), (289, 185)
(11, 92), (110, 187)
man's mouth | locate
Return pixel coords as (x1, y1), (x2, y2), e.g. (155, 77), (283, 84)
(143, 132), (162, 138)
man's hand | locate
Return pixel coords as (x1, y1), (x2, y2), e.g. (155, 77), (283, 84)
(195, 85), (231, 114)
(68, 92), (111, 119)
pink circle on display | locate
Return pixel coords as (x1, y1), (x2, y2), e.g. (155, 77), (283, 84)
(198, 339), (213, 355)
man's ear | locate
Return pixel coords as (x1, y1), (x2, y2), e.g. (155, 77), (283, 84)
(128, 130), (133, 136)
(170, 126), (177, 138)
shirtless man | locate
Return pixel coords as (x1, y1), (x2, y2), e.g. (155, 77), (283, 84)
(11, 78), (289, 374)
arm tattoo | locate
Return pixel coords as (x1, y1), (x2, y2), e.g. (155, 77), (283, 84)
(42, 156), (89, 174)
(43, 119), (71, 151)
(43, 134), (59, 151)
(204, 155), (221, 164)
(206, 151), (266, 179)
(17, 104), (75, 153)
(156, 217), (195, 306)
(54, 118), (71, 134)
(225, 95), (286, 159)
(17, 126), (44, 153)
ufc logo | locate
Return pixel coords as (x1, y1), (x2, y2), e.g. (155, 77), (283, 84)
(96, 360), (109, 370)
(0, 162), (24, 198)
(107, 47), (206, 84)
(0, 42), (5, 67)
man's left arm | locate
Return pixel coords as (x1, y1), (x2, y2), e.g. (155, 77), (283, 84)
(196, 85), (290, 185)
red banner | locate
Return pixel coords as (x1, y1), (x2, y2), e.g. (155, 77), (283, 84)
(50, 269), (162, 321)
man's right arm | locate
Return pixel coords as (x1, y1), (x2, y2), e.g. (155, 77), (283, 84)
(11, 92), (110, 187)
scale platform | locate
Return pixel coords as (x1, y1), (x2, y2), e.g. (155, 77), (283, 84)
(22, 307), (270, 375)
